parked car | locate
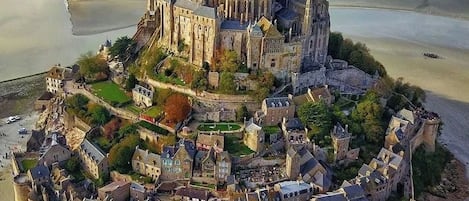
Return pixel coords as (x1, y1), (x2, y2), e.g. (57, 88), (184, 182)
(6, 117), (16, 124)
(13, 116), (21, 121)
(18, 128), (27, 134)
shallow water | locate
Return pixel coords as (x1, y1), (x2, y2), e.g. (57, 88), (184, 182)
(0, 0), (137, 81)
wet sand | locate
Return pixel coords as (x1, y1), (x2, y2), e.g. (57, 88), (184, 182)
(343, 35), (469, 179)
(67, 0), (145, 35)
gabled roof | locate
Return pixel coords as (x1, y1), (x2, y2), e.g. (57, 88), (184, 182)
(29, 165), (50, 180)
(47, 66), (66, 80)
(99, 180), (130, 193)
(174, 0), (199, 11)
(133, 84), (153, 98)
(193, 6), (217, 19)
(175, 187), (210, 200)
(80, 139), (106, 164)
(257, 16), (283, 38)
(221, 20), (249, 30)
(397, 109), (415, 124)
(130, 182), (146, 193)
(341, 184), (367, 201)
(132, 147), (161, 167)
(196, 133), (224, 149)
(308, 86), (332, 102)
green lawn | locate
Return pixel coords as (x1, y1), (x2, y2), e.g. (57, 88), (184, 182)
(91, 81), (132, 106)
(192, 181), (216, 189)
(155, 73), (185, 86)
(138, 121), (170, 135)
(125, 104), (143, 114)
(225, 135), (255, 156)
(198, 123), (241, 132)
(143, 106), (163, 118)
(21, 159), (38, 172)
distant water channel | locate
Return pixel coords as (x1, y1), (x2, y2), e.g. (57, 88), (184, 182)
(0, 0), (136, 81)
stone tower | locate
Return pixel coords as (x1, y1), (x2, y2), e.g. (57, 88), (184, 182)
(331, 123), (351, 161)
(286, 146), (301, 180)
(422, 116), (440, 152)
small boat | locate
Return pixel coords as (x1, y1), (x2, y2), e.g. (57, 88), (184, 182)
(423, 52), (440, 59)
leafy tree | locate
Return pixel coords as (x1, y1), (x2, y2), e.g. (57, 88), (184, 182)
(297, 101), (333, 145)
(125, 73), (138, 91)
(108, 134), (141, 173)
(153, 88), (173, 105)
(65, 156), (80, 173)
(328, 32), (343, 58)
(191, 71), (208, 92)
(351, 92), (384, 143)
(236, 105), (251, 122)
(164, 94), (191, 124)
(88, 104), (111, 125)
(386, 77), (426, 111)
(219, 72), (236, 94)
(66, 94), (89, 112)
(216, 50), (239, 72)
(109, 36), (135, 60)
(78, 52), (109, 82)
(103, 118), (121, 140)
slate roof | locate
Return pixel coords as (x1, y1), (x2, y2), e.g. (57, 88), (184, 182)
(29, 165), (50, 180)
(132, 147), (161, 167)
(221, 20), (249, 30)
(398, 109), (415, 124)
(332, 122), (350, 139)
(284, 118), (304, 130)
(300, 158), (319, 176)
(276, 8), (298, 21)
(226, 175), (236, 185)
(133, 84), (153, 98)
(162, 139), (196, 159)
(342, 184), (367, 201)
(196, 133), (224, 149)
(245, 121), (262, 133)
(264, 97), (292, 108)
(315, 193), (347, 201)
(99, 180), (130, 192)
(130, 182), (146, 193)
(47, 66), (66, 80)
(174, 0), (199, 11)
(194, 6), (217, 19)
(80, 139), (106, 164)
(175, 187), (210, 200)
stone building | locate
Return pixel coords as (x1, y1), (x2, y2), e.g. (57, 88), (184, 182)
(282, 117), (309, 149)
(46, 65), (70, 94)
(331, 123), (351, 161)
(132, 146), (162, 181)
(307, 85), (334, 105)
(130, 182), (149, 201)
(77, 139), (109, 180)
(160, 139), (196, 180)
(143, 0), (330, 79)
(243, 118), (264, 153)
(260, 96), (295, 126)
(274, 180), (315, 201)
(98, 180), (130, 201)
(37, 136), (72, 168)
(194, 148), (232, 184)
(285, 146), (331, 192)
(27, 165), (51, 193)
(196, 132), (224, 153)
(132, 84), (154, 108)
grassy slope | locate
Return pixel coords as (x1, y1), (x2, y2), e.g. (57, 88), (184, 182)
(91, 81), (131, 104)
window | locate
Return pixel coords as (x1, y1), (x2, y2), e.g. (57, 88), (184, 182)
(271, 59), (276, 68)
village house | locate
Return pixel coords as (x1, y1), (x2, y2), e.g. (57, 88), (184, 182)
(260, 96), (295, 126)
(331, 123), (351, 161)
(311, 182), (368, 201)
(160, 139), (196, 181)
(28, 164), (51, 193)
(98, 180), (131, 201)
(46, 65), (70, 94)
(196, 132), (224, 153)
(282, 117), (310, 149)
(77, 139), (109, 180)
(132, 146), (161, 181)
(274, 180), (315, 201)
(243, 118), (264, 153)
(286, 146), (331, 192)
(34, 91), (54, 111)
(37, 133), (71, 168)
(194, 148), (232, 184)
(307, 86), (334, 105)
(130, 182), (149, 201)
(174, 187), (211, 201)
(132, 84), (154, 108)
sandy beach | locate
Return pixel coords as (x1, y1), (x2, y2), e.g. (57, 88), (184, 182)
(67, 0), (145, 35)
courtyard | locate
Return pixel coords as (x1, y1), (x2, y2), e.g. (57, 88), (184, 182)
(91, 81), (132, 106)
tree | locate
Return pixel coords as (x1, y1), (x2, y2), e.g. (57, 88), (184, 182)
(110, 36), (135, 60)
(236, 105), (251, 122)
(125, 73), (138, 91)
(297, 101), (333, 145)
(217, 50), (239, 72)
(108, 134), (141, 173)
(154, 88), (173, 105)
(65, 156), (80, 173)
(103, 118), (121, 140)
(219, 72), (236, 94)
(88, 104), (111, 125)
(78, 52), (109, 82)
(351, 92), (384, 143)
(191, 71), (208, 92)
(328, 32), (343, 58)
(164, 94), (191, 124)
(66, 94), (89, 112)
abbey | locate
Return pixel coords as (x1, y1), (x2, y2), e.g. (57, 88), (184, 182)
(144, 0), (330, 79)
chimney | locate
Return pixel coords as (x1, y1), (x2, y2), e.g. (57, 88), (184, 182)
(345, 124), (349, 133)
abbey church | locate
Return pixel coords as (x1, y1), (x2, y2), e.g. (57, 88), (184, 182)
(143, 0), (330, 79)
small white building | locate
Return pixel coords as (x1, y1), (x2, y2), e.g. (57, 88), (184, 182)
(132, 84), (153, 108)
(46, 66), (69, 94)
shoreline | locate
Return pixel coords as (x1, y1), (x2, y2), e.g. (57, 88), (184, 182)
(329, 3), (469, 21)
